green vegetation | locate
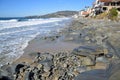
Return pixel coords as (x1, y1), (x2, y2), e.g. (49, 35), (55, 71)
(95, 8), (119, 21)
(96, 12), (108, 19)
(108, 8), (118, 20)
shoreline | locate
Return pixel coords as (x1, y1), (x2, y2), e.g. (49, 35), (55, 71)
(13, 35), (81, 64)
(1, 17), (120, 80)
(12, 18), (81, 64)
(0, 17), (72, 67)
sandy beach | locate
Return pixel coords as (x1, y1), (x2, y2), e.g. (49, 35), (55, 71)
(13, 19), (82, 64)
(14, 35), (81, 64)
(1, 17), (120, 80)
(1, 0), (120, 79)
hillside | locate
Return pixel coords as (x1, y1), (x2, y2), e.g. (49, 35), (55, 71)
(26, 11), (78, 18)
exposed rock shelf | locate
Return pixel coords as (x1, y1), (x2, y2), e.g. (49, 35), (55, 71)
(0, 17), (120, 80)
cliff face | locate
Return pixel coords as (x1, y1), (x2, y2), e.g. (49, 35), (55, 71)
(26, 11), (78, 18)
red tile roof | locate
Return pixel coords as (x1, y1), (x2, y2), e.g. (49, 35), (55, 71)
(99, 0), (120, 2)
(81, 11), (89, 15)
(99, 0), (112, 2)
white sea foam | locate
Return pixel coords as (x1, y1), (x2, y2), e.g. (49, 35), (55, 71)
(0, 19), (18, 23)
(0, 18), (69, 30)
(0, 27), (35, 36)
(28, 18), (43, 21)
(0, 18), (70, 66)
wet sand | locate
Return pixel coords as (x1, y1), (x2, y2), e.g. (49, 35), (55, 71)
(13, 35), (81, 64)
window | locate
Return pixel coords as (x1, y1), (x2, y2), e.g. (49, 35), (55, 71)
(117, 8), (120, 11)
(103, 7), (107, 11)
(117, 1), (120, 6)
(104, 3), (109, 6)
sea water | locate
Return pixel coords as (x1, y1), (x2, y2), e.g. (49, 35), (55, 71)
(0, 17), (70, 66)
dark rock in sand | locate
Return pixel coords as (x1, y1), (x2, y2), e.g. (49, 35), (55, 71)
(96, 56), (109, 63)
(15, 63), (25, 74)
(81, 56), (96, 66)
(75, 66), (87, 73)
(0, 69), (9, 78)
(3, 18), (120, 80)
(39, 59), (53, 72)
(109, 70), (120, 80)
(40, 53), (54, 61)
(28, 70), (34, 80)
(72, 45), (109, 59)
(0, 64), (15, 79)
(72, 46), (96, 56)
(0, 76), (12, 80)
(107, 62), (120, 80)
(74, 69), (107, 80)
(105, 54), (113, 58)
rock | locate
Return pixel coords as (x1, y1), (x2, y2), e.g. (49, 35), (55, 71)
(85, 36), (90, 41)
(24, 70), (29, 80)
(39, 59), (53, 72)
(74, 69), (106, 80)
(109, 70), (120, 80)
(41, 53), (54, 61)
(82, 57), (95, 66)
(105, 54), (113, 58)
(72, 46), (96, 56)
(37, 64), (43, 70)
(72, 46), (103, 66)
(0, 76), (12, 80)
(64, 37), (74, 41)
(63, 63), (67, 68)
(1, 17), (120, 80)
(33, 74), (38, 80)
(42, 72), (50, 77)
(95, 35), (103, 45)
(43, 66), (50, 72)
(96, 56), (109, 63)
(15, 63), (25, 74)
(28, 70), (34, 80)
(53, 76), (59, 80)
(0, 69), (10, 79)
(94, 62), (107, 69)
(76, 66), (87, 73)
(0, 64), (14, 79)
(103, 49), (109, 54)
(37, 52), (41, 58)
(72, 46), (108, 57)
(73, 69), (79, 76)
(56, 35), (60, 38)
(72, 46), (94, 57)
(107, 63), (120, 80)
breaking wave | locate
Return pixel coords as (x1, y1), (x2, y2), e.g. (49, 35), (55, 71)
(0, 17), (70, 66)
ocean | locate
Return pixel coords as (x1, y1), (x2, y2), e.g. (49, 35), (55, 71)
(0, 17), (71, 66)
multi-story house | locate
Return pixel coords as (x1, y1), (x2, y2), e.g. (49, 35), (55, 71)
(93, 0), (120, 15)
(79, 0), (120, 17)
(80, 8), (92, 17)
(101, 0), (120, 13)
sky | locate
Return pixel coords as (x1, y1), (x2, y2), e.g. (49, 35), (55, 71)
(0, 0), (94, 17)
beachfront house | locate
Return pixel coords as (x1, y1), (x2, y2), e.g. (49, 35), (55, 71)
(80, 7), (93, 17)
(92, 0), (103, 15)
(93, 0), (120, 15)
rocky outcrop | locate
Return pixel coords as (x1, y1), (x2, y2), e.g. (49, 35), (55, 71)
(75, 69), (107, 80)
(0, 18), (120, 80)
(7, 44), (111, 80)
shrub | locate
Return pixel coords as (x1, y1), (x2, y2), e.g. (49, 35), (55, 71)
(108, 8), (118, 20)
